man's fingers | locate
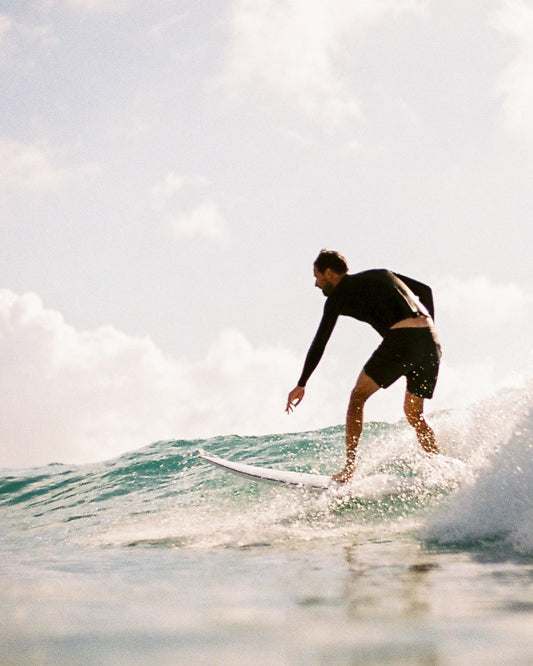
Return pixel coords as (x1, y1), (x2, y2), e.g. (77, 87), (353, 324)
(286, 387), (305, 414)
(285, 398), (299, 413)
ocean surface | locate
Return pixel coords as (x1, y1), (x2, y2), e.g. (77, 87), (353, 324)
(1, 385), (533, 665)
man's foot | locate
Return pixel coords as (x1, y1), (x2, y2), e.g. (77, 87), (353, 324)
(331, 466), (355, 484)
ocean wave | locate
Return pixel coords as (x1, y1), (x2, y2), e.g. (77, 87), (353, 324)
(1, 385), (532, 555)
(421, 397), (533, 556)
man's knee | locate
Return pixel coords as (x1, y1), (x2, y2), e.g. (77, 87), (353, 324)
(351, 371), (380, 404)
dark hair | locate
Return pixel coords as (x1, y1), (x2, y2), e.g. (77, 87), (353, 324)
(313, 249), (349, 275)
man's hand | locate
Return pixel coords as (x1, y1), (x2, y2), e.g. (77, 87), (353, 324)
(285, 386), (305, 414)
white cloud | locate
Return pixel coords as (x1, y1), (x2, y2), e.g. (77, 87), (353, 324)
(0, 290), (347, 468)
(0, 14), (12, 45)
(0, 137), (99, 193)
(429, 275), (533, 413)
(492, 0), (533, 139)
(63, 0), (131, 11)
(436, 275), (533, 326)
(0, 13), (56, 67)
(148, 12), (189, 40)
(0, 286), (529, 469)
(150, 172), (207, 208)
(216, 0), (427, 129)
(167, 201), (230, 243)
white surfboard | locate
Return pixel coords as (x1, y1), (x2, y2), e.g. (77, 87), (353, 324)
(199, 450), (338, 490)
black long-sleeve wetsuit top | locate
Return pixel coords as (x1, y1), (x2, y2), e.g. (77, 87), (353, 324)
(297, 269), (435, 387)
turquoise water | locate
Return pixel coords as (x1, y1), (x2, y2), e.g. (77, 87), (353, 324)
(1, 387), (533, 664)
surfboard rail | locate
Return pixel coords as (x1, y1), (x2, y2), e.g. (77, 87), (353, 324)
(198, 450), (338, 490)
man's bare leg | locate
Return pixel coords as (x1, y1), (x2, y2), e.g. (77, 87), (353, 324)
(332, 371), (380, 483)
(404, 391), (439, 454)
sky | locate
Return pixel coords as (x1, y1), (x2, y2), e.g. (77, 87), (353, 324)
(1, 0), (532, 468)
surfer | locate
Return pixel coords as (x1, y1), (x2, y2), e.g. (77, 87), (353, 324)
(285, 250), (442, 483)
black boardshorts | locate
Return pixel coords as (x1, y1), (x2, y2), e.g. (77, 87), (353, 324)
(364, 327), (442, 399)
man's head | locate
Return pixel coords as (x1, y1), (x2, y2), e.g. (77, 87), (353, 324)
(313, 249), (348, 296)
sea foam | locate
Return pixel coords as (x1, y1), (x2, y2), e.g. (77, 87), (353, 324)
(422, 385), (533, 555)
